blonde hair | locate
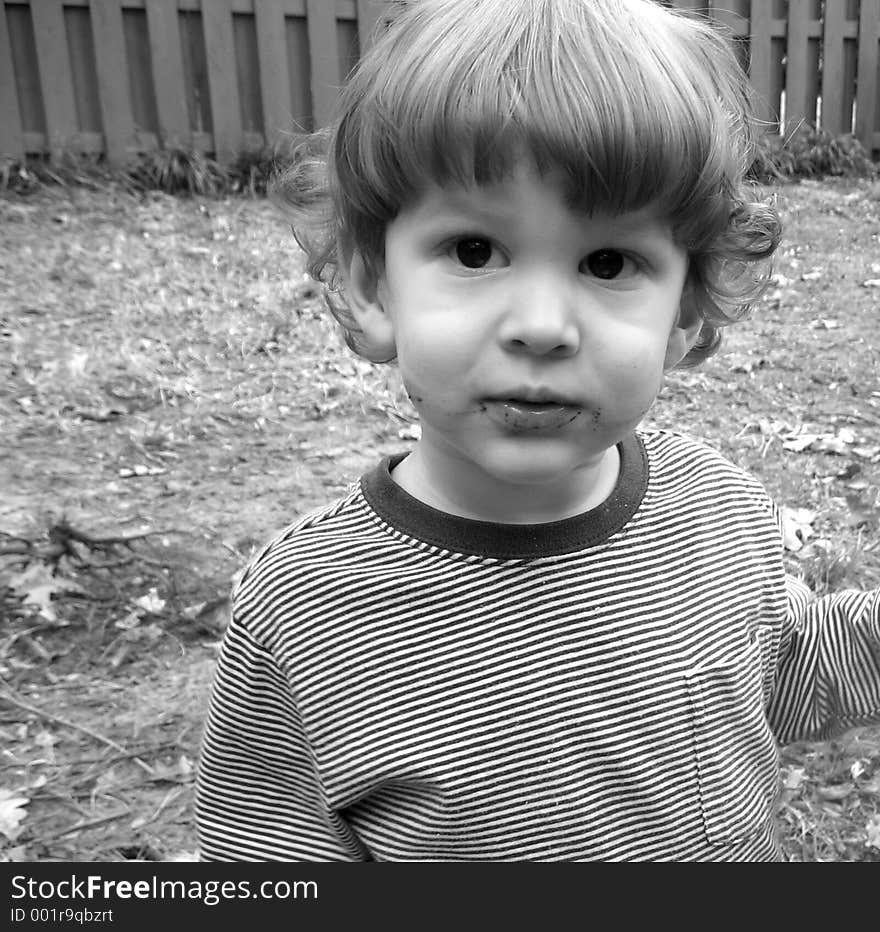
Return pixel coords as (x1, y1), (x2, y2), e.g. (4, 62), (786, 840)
(275, 0), (781, 365)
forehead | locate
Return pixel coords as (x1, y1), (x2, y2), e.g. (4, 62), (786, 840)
(401, 166), (676, 237)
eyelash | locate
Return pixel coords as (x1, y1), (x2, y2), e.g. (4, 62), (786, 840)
(445, 237), (644, 280)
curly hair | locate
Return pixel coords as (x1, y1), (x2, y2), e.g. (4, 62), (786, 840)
(273, 0), (782, 366)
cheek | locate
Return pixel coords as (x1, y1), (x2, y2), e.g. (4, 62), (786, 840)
(395, 321), (476, 381)
(600, 339), (667, 384)
(593, 345), (667, 414)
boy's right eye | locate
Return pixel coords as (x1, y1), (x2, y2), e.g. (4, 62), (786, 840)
(452, 238), (500, 269)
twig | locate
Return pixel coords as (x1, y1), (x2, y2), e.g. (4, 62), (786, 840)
(0, 741), (186, 773)
(51, 520), (179, 548)
(0, 688), (156, 776)
(28, 790), (91, 818)
(33, 808), (132, 844)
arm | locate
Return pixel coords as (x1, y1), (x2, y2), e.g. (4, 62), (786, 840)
(767, 575), (880, 744)
(195, 613), (371, 861)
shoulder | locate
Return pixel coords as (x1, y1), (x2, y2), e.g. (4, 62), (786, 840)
(636, 427), (777, 516)
(638, 427), (765, 484)
(230, 482), (383, 634)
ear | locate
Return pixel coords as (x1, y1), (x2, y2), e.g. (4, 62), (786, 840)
(342, 251), (397, 362)
(663, 302), (704, 370)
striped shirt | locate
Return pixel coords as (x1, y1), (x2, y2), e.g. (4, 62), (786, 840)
(195, 429), (880, 861)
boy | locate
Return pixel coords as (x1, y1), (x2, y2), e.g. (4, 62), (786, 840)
(195, 0), (880, 860)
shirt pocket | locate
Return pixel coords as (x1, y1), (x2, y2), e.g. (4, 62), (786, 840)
(685, 636), (779, 846)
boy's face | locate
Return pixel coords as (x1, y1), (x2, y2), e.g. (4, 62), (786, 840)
(349, 166), (697, 521)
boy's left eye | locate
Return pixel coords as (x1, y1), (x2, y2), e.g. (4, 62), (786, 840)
(450, 238), (504, 270)
(581, 250), (638, 280)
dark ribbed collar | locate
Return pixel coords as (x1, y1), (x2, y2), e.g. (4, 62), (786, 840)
(360, 432), (648, 559)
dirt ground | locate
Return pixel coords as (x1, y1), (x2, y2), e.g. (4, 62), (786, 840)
(1, 176), (879, 861)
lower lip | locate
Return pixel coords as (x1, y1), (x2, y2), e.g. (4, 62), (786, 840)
(483, 400), (582, 431)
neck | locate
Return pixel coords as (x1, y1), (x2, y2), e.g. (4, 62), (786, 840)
(390, 443), (621, 524)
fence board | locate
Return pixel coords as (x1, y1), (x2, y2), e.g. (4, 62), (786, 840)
(30, 0), (79, 157)
(286, 13), (313, 133)
(785, 0), (812, 133)
(306, 0), (341, 127)
(233, 12), (263, 137)
(203, 0), (242, 161)
(255, 0), (293, 145)
(857, 0), (880, 152)
(821, 2), (847, 134)
(90, 1), (136, 161)
(748, 1), (776, 127)
(66, 6), (102, 132)
(0, 5), (25, 159)
(356, 0), (385, 52)
(708, 1), (748, 37)
(124, 10), (160, 138)
(144, 0), (190, 147)
(337, 17), (358, 82)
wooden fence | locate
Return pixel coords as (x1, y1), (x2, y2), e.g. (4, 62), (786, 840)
(1, 0), (879, 165)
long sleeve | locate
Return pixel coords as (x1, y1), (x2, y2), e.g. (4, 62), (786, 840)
(195, 613), (371, 861)
(767, 576), (880, 745)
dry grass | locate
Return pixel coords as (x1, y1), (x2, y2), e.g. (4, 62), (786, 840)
(1, 176), (879, 861)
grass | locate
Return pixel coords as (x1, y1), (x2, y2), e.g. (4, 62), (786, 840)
(0, 172), (879, 861)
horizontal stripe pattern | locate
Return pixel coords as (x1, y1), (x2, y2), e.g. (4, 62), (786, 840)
(196, 429), (880, 861)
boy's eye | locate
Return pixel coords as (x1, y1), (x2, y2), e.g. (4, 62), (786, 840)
(582, 250), (634, 280)
(454, 238), (496, 269)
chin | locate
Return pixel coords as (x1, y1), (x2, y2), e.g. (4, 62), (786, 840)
(474, 442), (602, 488)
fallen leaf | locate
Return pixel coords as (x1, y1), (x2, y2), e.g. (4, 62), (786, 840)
(782, 430), (856, 456)
(816, 783), (853, 802)
(783, 767), (806, 790)
(808, 318), (839, 329)
(33, 731), (57, 766)
(782, 434), (818, 453)
(866, 815), (880, 851)
(166, 849), (199, 862)
(118, 464), (167, 478)
(7, 564), (83, 621)
(780, 507), (816, 552)
(850, 760), (866, 780)
(114, 610), (142, 630)
(134, 588), (166, 614)
(0, 844), (29, 862)
(0, 789), (29, 841)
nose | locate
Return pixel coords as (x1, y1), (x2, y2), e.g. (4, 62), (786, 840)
(498, 273), (580, 358)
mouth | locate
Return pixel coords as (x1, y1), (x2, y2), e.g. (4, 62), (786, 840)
(481, 396), (583, 431)
(486, 389), (579, 407)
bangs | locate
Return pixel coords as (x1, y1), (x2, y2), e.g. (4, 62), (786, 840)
(332, 0), (752, 251)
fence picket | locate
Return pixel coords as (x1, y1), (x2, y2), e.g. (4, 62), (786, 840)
(255, 0), (293, 146)
(30, 0), (79, 158)
(748, 1), (776, 127)
(821, 1), (847, 134)
(785, 0), (812, 133)
(90, 1), (136, 162)
(707, 1), (748, 37)
(857, 0), (880, 153)
(306, 0), (341, 127)
(0, 5), (25, 159)
(202, 0), (242, 162)
(356, 0), (386, 52)
(145, 0), (190, 148)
